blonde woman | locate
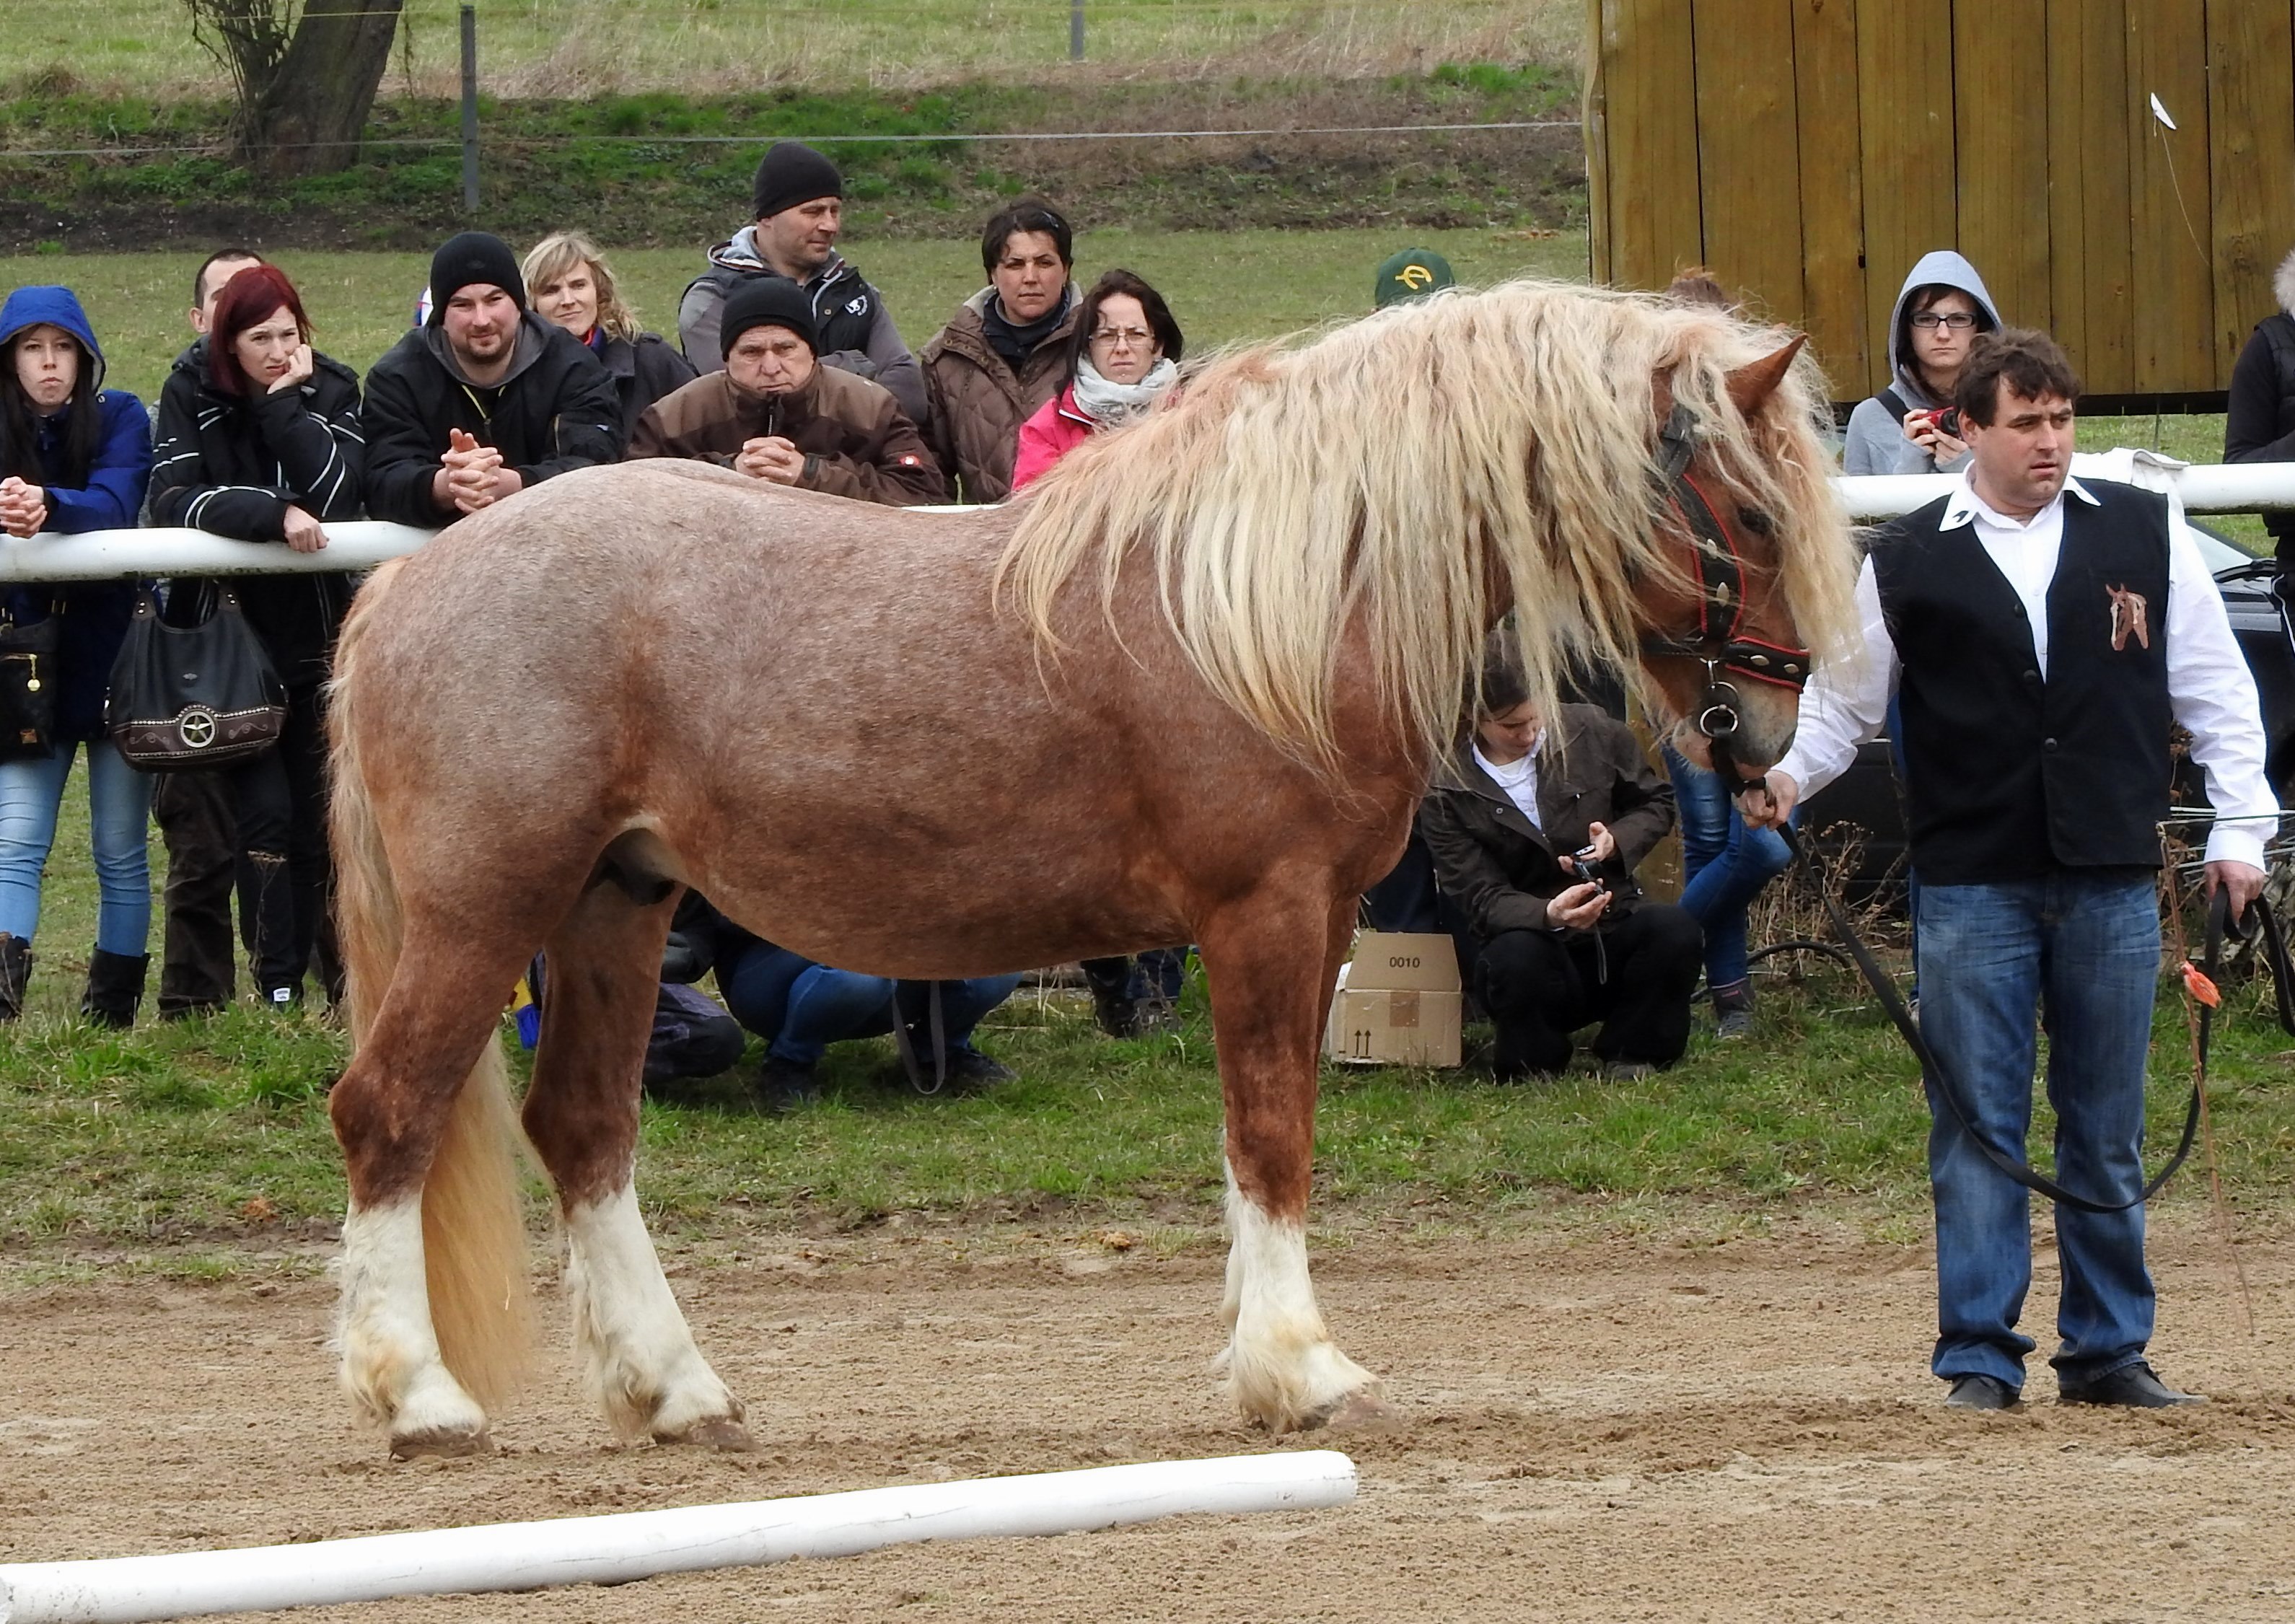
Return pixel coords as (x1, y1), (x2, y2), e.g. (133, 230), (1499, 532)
(522, 232), (695, 442)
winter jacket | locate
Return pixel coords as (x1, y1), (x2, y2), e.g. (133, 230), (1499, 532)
(361, 311), (623, 526)
(147, 341), (362, 689)
(918, 289), (1079, 503)
(628, 365), (943, 506)
(1840, 250), (2004, 476)
(676, 235), (927, 425)
(1011, 385), (1093, 491)
(1418, 705), (1676, 943)
(0, 285), (154, 742)
(2224, 249), (2295, 545)
(593, 329), (697, 445)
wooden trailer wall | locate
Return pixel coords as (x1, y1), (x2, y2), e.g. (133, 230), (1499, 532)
(1585, 0), (2295, 404)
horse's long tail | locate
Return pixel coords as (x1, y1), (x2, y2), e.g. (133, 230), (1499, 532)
(330, 558), (533, 1413)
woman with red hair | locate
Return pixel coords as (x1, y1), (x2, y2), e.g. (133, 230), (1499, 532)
(149, 261), (364, 1011)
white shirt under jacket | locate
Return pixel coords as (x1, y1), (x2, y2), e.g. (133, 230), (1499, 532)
(1773, 473), (2280, 872)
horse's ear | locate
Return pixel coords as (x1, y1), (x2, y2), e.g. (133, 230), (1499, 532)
(1724, 335), (1807, 417)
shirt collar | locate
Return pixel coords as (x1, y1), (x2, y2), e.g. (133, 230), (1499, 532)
(1939, 472), (2098, 532)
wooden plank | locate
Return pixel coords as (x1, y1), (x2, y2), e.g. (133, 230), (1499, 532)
(1791, 0), (1867, 395)
(2206, 0), (2295, 380)
(1586, 0), (1611, 284)
(1596, 0), (1704, 289)
(1855, 6), (1958, 390)
(2048, 0), (2134, 393)
(2127, 0), (2216, 391)
(1691, 0), (1803, 325)
(1954, 0), (2050, 332)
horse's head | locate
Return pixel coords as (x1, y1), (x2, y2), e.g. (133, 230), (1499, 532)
(1630, 338), (1822, 784)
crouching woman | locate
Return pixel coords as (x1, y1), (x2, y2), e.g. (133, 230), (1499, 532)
(1420, 641), (1703, 1081)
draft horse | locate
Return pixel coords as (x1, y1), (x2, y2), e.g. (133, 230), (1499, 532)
(326, 280), (1858, 1456)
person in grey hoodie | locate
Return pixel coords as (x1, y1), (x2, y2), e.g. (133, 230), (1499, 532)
(676, 141), (928, 426)
(1840, 250), (2003, 476)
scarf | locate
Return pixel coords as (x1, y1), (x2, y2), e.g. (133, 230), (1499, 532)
(981, 286), (1074, 367)
(1070, 356), (1177, 428)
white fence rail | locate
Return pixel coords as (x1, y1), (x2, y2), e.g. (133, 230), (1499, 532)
(4, 453), (2292, 580)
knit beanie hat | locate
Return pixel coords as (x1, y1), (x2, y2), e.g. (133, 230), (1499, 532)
(1373, 247), (1456, 310)
(719, 276), (819, 359)
(751, 141), (843, 221)
(426, 231), (525, 322)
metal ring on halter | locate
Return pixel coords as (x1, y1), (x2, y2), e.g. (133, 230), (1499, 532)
(1697, 701), (1741, 738)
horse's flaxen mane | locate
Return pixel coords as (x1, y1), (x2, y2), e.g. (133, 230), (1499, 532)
(996, 278), (1858, 765)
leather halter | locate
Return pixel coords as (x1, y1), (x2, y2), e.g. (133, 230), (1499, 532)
(1638, 405), (1811, 778)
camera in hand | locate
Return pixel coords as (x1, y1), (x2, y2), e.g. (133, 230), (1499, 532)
(1567, 846), (1607, 891)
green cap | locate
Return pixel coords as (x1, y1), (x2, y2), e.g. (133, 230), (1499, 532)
(1374, 247), (1456, 309)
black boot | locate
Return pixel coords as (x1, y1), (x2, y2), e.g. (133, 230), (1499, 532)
(81, 949), (149, 1029)
(0, 933), (31, 1022)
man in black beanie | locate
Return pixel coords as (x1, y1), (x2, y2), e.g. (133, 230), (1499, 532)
(632, 276), (940, 506)
(677, 139), (926, 426)
(363, 229), (624, 524)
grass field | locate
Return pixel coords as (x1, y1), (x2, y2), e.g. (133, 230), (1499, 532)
(0, 227), (1592, 403)
(3, 0), (1584, 100)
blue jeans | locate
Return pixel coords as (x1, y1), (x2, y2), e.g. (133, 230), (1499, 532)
(1917, 873), (2161, 1390)
(717, 940), (1020, 1068)
(0, 739), (153, 954)
(1664, 744), (1794, 993)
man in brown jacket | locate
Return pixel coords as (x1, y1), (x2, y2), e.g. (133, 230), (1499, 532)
(631, 275), (942, 507)
(1420, 650), (1702, 1081)
(918, 198), (1079, 503)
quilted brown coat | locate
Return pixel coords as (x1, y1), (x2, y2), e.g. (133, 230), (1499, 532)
(917, 289), (1080, 503)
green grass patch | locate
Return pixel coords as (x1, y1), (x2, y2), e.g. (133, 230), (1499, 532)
(0, 226), (1591, 407)
(0, 1), (1584, 100)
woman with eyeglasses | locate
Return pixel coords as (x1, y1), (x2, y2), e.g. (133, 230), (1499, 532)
(1012, 269), (1189, 1037)
(1841, 251), (2002, 476)
(1010, 268), (1182, 493)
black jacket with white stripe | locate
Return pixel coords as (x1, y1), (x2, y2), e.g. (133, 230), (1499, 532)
(149, 342), (364, 689)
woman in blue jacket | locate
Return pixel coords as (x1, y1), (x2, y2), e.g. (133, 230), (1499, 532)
(0, 287), (156, 1024)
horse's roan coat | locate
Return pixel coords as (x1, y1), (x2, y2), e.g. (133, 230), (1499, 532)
(325, 281), (1857, 1457)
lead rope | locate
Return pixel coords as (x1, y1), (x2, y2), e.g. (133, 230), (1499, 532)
(887, 979), (950, 1097)
(2162, 863), (2258, 1339)
(1772, 823), (2290, 1213)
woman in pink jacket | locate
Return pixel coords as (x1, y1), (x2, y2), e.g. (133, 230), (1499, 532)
(1010, 268), (1183, 492)
(1011, 270), (1190, 1035)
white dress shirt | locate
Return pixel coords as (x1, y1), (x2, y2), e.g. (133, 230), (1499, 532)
(1473, 738), (1543, 831)
(1775, 473), (2278, 870)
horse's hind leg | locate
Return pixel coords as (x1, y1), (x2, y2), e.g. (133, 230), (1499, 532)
(524, 878), (753, 1450)
(1198, 883), (1384, 1431)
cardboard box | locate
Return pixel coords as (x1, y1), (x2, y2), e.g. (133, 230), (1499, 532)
(1324, 931), (1463, 1068)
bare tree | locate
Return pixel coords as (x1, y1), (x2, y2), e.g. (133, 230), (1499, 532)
(183, 0), (405, 179)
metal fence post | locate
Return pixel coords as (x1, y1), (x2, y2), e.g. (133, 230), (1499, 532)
(1069, 0), (1084, 61)
(460, 4), (480, 212)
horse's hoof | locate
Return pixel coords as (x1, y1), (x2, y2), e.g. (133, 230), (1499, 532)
(658, 1415), (758, 1452)
(1308, 1386), (1393, 1433)
(389, 1426), (494, 1460)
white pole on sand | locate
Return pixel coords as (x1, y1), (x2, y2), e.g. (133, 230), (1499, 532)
(0, 1451), (1358, 1624)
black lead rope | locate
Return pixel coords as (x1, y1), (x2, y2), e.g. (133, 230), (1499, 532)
(1777, 823), (2292, 1215)
(888, 979), (951, 1096)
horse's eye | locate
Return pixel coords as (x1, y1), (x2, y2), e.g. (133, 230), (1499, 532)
(1737, 506), (1775, 537)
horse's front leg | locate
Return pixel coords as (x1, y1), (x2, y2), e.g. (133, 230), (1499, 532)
(1197, 884), (1384, 1431)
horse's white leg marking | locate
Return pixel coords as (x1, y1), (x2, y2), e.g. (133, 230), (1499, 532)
(1221, 1163), (1378, 1431)
(565, 1183), (745, 1441)
(335, 1198), (488, 1441)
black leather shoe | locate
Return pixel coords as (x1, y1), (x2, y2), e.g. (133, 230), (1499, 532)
(2058, 1361), (2207, 1408)
(1944, 1374), (2019, 1410)
(754, 1055), (822, 1113)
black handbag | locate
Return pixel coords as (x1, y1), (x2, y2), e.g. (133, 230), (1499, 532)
(0, 602), (59, 763)
(105, 585), (286, 771)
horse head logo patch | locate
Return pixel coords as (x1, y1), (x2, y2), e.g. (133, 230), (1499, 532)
(177, 706), (218, 750)
(2106, 583), (2151, 652)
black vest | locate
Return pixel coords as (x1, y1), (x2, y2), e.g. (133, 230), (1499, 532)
(1871, 480), (2174, 885)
